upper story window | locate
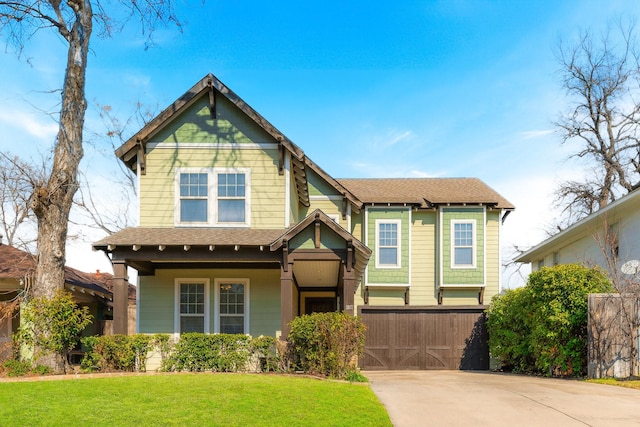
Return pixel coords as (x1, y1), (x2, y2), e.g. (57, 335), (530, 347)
(179, 173), (208, 223)
(217, 173), (246, 223)
(176, 168), (250, 227)
(376, 220), (401, 268)
(452, 220), (475, 268)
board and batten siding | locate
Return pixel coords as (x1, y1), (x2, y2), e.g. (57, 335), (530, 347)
(139, 147), (286, 228)
(138, 268), (281, 337)
(408, 211), (437, 305)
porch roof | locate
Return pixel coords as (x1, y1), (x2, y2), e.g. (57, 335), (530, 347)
(93, 227), (285, 249)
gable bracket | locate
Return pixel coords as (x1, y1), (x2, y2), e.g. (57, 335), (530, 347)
(207, 78), (216, 119)
(278, 142), (285, 176)
(136, 138), (146, 176)
(282, 239), (289, 272)
(314, 215), (321, 249)
(342, 196), (348, 220)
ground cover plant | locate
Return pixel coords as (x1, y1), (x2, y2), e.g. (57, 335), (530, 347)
(0, 373), (390, 426)
(587, 378), (640, 390)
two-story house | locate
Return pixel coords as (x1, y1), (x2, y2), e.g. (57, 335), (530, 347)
(93, 74), (514, 370)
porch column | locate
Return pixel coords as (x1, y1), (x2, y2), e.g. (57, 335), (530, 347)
(112, 260), (129, 335)
(343, 266), (355, 316)
(280, 264), (294, 338)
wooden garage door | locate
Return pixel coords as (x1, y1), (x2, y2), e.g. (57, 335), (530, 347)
(360, 307), (488, 370)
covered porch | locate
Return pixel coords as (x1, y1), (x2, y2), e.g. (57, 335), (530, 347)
(93, 210), (370, 337)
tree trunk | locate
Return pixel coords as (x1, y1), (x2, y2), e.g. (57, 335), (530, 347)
(29, 2), (92, 371)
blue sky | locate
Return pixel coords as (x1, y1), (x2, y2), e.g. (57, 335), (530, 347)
(1, 1), (639, 287)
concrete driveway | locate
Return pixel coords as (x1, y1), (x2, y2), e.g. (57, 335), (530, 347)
(366, 371), (640, 427)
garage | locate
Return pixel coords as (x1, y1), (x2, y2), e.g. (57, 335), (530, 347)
(359, 306), (489, 370)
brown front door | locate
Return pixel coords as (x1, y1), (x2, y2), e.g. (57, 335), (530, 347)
(305, 297), (337, 314)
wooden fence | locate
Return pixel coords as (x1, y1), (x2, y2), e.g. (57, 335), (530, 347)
(588, 293), (640, 378)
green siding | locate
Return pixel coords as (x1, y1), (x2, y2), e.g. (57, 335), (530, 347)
(367, 208), (410, 285)
(306, 168), (341, 197)
(289, 223), (348, 250)
(153, 95), (274, 144)
(139, 270), (175, 334)
(138, 268), (281, 337)
(441, 207), (485, 285)
(139, 147), (286, 228)
(408, 211), (437, 304)
(301, 199), (344, 227)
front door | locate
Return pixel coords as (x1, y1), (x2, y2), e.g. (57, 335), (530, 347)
(305, 297), (337, 314)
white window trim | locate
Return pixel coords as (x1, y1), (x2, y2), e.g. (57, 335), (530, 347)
(174, 278), (210, 337)
(214, 278), (250, 334)
(375, 219), (402, 269)
(174, 168), (251, 227)
(214, 168), (251, 227)
(451, 219), (476, 269)
(175, 168), (210, 226)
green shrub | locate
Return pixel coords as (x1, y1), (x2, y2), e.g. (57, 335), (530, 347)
(81, 334), (156, 372)
(344, 369), (368, 383)
(17, 290), (93, 373)
(487, 264), (613, 376)
(3, 359), (32, 377)
(163, 333), (253, 372)
(250, 335), (279, 372)
(288, 312), (366, 379)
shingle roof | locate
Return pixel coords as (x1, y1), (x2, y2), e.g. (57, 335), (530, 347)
(0, 244), (36, 279)
(337, 178), (514, 209)
(0, 243), (135, 300)
(93, 227), (286, 248)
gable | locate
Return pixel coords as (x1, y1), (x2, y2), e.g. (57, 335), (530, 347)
(151, 92), (276, 145)
(289, 222), (350, 251)
(307, 167), (342, 197)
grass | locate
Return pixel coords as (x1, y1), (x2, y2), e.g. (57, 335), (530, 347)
(0, 373), (391, 426)
(587, 377), (640, 390)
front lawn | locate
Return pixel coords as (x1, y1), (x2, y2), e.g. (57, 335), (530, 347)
(0, 373), (391, 426)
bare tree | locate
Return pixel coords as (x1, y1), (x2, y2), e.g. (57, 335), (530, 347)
(555, 21), (640, 227)
(0, 152), (43, 249)
(586, 218), (640, 378)
(71, 102), (157, 235)
(0, 1), (182, 371)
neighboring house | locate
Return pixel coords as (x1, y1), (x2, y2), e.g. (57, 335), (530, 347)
(93, 73), (514, 370)
(515, 189), (640, 275)
(0, 240), (136, 361)
(516, 189), (640, 379)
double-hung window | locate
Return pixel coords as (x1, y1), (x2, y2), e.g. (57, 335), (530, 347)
(176, 168), (250, 226)
(176, 280), (210, 334)
(215, 279), (249, 334)
(376, 220), (401, 268)
(452, 220), (475, 267)
(179, 172), (208, 223)
(217, 172), (246, 223)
